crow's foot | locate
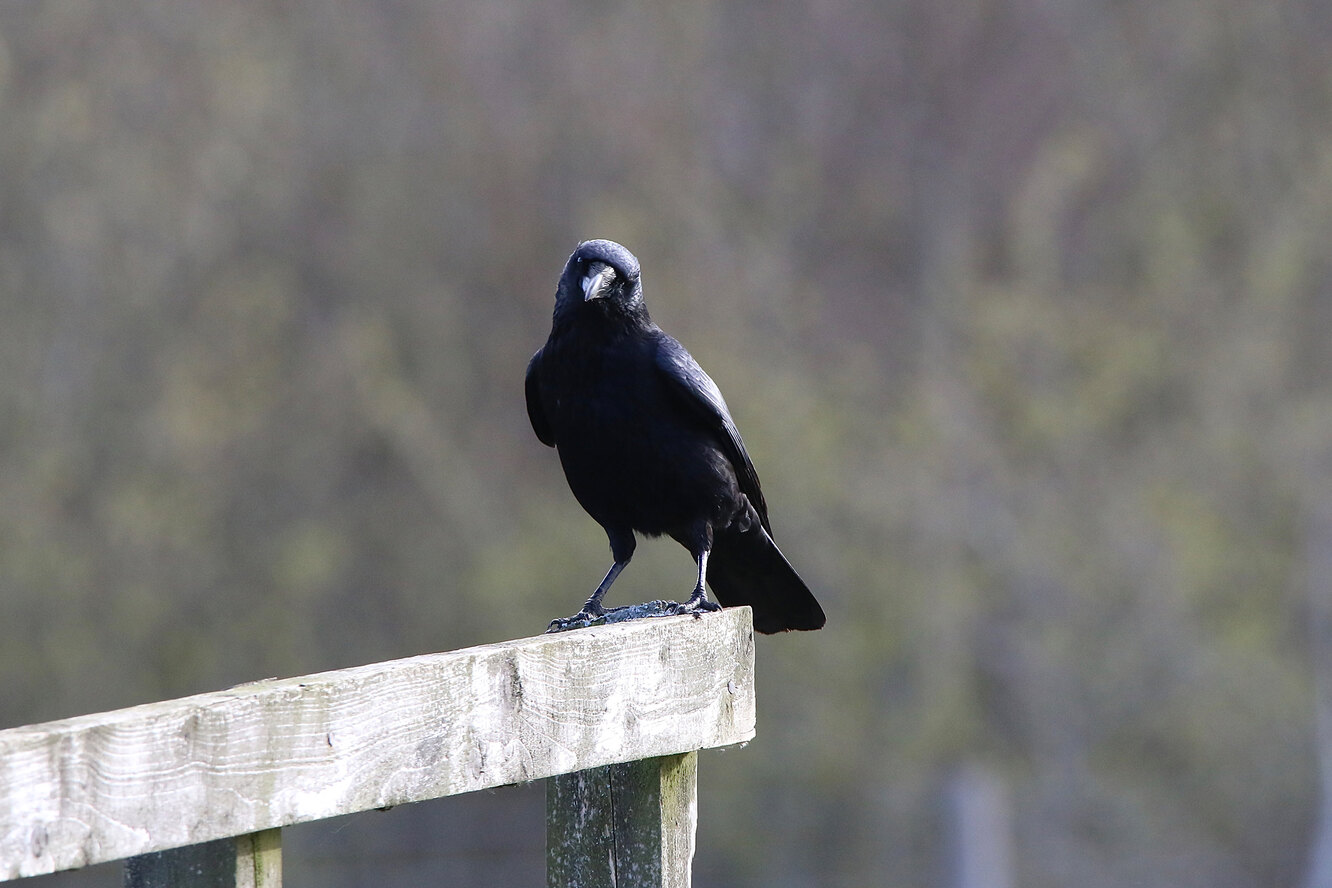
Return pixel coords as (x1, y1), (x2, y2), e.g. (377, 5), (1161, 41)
(668, 595), (722, 619)
(546, 598), (724, 632)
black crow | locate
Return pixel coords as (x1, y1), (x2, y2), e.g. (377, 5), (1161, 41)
(525, 239), (825, 634)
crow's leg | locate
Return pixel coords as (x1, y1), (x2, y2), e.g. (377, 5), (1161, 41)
(547, 531), (635, 632)
(584, 560), (627, 616)
(672, 547), (721, 617)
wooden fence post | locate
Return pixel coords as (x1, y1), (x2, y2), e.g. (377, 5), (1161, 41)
(547, 752), (698, 888)
(123, 829), (281, 888)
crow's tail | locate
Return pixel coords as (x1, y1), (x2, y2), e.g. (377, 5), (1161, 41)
(707, 525), (826, 633)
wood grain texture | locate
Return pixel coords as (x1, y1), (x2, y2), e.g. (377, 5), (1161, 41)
(0, 608), (755, 880)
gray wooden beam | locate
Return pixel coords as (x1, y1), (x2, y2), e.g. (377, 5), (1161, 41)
(0, 608), (755, 880)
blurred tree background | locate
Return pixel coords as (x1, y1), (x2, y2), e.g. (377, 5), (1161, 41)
(2, 1), (1331, 886)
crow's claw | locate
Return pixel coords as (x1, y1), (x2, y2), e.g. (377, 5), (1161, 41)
(546, 609), (607, 633)
(668, 596), (722, 619)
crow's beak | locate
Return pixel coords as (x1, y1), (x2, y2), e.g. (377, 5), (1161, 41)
(581, 262), (616, 302)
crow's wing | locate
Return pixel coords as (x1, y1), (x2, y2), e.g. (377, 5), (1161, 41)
(654, 335), (771, 533)
(525, 349), (556, 447)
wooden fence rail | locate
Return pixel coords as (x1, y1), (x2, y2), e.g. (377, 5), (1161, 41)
(0, 607), (756, 886)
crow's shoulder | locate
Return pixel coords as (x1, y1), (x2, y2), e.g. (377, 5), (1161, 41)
(651, 333), (771, 530)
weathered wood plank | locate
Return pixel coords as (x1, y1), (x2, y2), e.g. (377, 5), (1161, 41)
(0, 608), (755, 880)
(546, 753), (697, 888)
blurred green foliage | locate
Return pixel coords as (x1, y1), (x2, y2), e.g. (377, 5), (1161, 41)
(2, 1), (1331, 886)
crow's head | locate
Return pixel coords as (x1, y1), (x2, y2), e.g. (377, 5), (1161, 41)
(555, 239), (646, 320)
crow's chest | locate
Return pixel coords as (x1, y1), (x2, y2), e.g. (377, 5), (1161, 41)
(545, 348), (669, 456)
(540, 342), (727, 514)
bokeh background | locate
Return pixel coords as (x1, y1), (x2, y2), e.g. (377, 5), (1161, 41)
(3, 1), (1332, 886)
